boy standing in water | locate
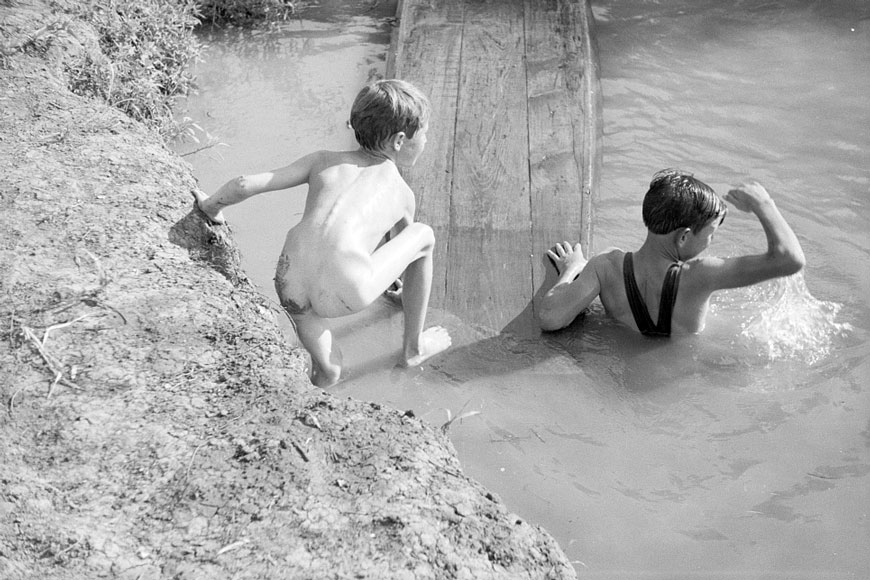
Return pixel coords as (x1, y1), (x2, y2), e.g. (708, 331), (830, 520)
(194, 79), (451, 386)
(537, 169), (805, 336)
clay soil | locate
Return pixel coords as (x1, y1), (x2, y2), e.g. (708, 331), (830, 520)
(0, 2), (576, 579)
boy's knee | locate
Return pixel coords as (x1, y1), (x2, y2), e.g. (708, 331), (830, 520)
(410, 222), (435, 250)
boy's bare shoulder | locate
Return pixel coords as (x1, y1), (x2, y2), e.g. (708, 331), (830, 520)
(682, 254), (729, 274)
(679, 255), (731, 291)
(584, 248), (625, 287)
(590, 247), (626, 269)
(309, 149), (348, 166)
(309, 149), (376, 167)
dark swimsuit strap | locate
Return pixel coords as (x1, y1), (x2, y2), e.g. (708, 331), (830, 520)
(623, 252), (683, 337)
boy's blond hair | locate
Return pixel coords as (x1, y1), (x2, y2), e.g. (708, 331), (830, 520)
(350, 79), (430, 151)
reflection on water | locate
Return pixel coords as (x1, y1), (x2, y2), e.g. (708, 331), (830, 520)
(179, 0), (869, 577)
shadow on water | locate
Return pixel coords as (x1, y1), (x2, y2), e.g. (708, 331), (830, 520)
(383, 258), (682, 397)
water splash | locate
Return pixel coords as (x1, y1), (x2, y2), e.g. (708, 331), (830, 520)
(740, 273), (852, 365)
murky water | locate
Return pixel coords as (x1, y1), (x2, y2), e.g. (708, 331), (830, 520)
(177, 1), (869, 577)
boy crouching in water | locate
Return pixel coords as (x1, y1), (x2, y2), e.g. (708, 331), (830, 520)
(537, 169), (805, 336)
(194, 79), (451, 386)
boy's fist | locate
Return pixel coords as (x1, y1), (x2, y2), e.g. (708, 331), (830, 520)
(192, 190), (227, 225)
(724, 180), (772, 213)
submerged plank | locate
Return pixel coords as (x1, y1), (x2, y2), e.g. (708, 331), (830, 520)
(388, 0), (601, 334)
(387, 0), (464, 308)
(524, 0), (602, 298)
(446, 0), (532, 331)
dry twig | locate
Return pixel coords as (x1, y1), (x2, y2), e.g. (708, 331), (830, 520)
(21, 318), (91, 393)
(41, 313), (93, 344)
(216, 538), (251, 556)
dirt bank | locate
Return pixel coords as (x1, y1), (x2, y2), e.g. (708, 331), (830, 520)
(0, 3), (576, 579)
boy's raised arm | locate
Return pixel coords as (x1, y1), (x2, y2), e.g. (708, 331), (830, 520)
(193, 152), (319, 224)
(701, 181), (805, 291)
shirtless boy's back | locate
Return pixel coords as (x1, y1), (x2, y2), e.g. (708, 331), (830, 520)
(274, 149), (415, 317)
(538, 170), (805, 336)
(195, 80), (450, 386)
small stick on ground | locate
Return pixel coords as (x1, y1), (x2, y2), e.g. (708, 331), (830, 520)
(185, 442), (208, 480)
(21, 325), (83, 393)
(290, 439), (309, 462)
(47, 371), (63, 399)
(8, 386), (24, 416)
(216, 538), (251, 556)
(42, 313), (93, 344)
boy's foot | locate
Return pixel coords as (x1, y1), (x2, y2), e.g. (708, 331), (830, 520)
(311, 363), (341, 388)
(403, 326), (451, 368)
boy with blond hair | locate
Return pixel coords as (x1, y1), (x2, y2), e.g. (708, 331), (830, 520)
(195, 79), (451, 386)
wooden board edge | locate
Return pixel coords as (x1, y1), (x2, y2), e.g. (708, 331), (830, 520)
(578, 0), (603, 257)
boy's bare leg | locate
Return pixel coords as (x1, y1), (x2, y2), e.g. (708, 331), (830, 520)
(400, 248), (451, 367)
(365, 223), (451, 367)
(290, 310), (342, 387)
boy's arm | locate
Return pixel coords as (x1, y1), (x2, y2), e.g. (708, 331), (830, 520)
(698, 181), (805, 291)
(537, 242), (602, 331)
(193, 152), (320, 224)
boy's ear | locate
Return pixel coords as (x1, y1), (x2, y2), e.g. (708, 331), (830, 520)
(675, 227), (692, 247)
(391, 131), (406, 151)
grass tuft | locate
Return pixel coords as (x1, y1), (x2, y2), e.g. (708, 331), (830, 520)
(60, 0), (202, 140)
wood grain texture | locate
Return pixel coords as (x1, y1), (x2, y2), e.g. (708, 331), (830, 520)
(389, 0), (601, 334)
(524, 0), (602, 296)
(388, 0), (464, 307)
(445, 0), (532, 331)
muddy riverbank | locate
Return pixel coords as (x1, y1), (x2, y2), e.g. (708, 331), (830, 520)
(0, 2), (575, 578)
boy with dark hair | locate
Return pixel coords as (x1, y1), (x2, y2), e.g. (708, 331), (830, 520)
(195, 79), (451, 386)
(537, 169), (805, 336)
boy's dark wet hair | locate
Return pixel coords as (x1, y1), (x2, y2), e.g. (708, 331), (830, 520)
(350, 79), (430, 152)
(642, 169), (726, 234)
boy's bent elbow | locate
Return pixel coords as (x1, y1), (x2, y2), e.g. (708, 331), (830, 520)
(537, 315), (562, 333)
(536, 304), (567, 332)
(785, 249), (806, 275)
(769, 245), (805, 278)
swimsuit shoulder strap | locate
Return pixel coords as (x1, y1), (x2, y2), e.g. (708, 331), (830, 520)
(623, 252), (658, 335)
(623, 252), (683, 337)
(655, 260), (684, 337)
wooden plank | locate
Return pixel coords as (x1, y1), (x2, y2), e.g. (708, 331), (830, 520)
(388, 0), (602, 333)
(387, 0), (464, 309)
(524, 0), (602, 299)
(446, 0), (533, 332)
(571, 0), (602, 257)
